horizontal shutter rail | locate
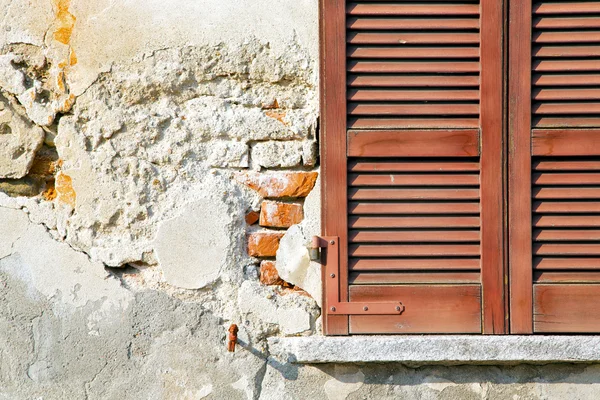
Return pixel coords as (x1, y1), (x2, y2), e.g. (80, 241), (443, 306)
(350, 201), (480, 214)
(534, 257), (600, 270)
(347, 3), (480, 16)
(349, 216), (480, 228)
(347, 17), (480, 30)
(348, 47), (480, 59)
(349, 173), (479, 186)
(532, 130), (600, 156)
(349, 258), (480, 271)
(347, 129), (480, 157)
(349, 229), (480, 242)
(534, 229), (600, 241)
(350, 271), (480, 285)
(350, 244), (480, 257)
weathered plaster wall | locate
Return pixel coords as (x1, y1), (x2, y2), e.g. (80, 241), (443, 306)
(2, 0), (600, 399)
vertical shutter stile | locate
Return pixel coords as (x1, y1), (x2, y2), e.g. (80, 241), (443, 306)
(511, 0), (600, 333)
(322, 0), (506, 334)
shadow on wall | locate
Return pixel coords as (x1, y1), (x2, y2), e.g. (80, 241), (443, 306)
(261, 359), (600, 399)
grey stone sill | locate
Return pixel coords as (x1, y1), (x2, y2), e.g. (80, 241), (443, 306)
(268, 336), (600, 365)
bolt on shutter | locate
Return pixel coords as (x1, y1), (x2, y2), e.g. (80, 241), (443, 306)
(510, 0), (600, 333)
(321, 0), (505, 334)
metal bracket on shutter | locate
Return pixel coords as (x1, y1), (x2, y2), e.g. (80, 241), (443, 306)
(312, 236), (405, 315)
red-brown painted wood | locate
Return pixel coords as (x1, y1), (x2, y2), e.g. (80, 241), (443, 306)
(349, 216), (480, 229)
(349, 201), (480, 214)
(349, 173), (479, 186)
(350, 272), (480, 285)
(533, 130), (600, 156)
(348, 47), (480, 59)
(347, 3), (480, 16)
(347, 130), (480, 157)
(534, 257), (600, 270)
(320, 0), (348, 335)
(349, 285), (482, 334)
(534, 284), (600, 333)
(349, 188), (480, 201)
(349, 229), (480, 243)
(349, 161), (480, 172)
(349, 118), (481, 130)
(349, 258), (481, 271)
(508, 0), (533, 333)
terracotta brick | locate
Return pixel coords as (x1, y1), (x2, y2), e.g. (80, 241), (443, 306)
(247, 231), (285, 257)
(233, 171), (318, 198)
(259, 201), (303, 228)
(259, 260), (285, 286)
(245, 211), (259, 225)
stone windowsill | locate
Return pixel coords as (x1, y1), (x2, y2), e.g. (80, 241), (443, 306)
(268, 336), (600, 365)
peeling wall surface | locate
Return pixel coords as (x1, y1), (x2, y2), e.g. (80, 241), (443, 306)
(2, 1), (600, 399)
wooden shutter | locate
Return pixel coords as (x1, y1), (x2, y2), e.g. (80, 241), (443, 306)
(510, 0), (600, 333)
(321, 0), (505, 334)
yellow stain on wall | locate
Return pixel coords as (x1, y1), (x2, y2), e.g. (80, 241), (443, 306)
(55, 172), (76, 208)
(53, 0), (76, 45)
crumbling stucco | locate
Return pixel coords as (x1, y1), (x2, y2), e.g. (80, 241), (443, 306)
(4, 0), (600, 399)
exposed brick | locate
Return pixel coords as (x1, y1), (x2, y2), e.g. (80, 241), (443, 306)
(247, 231), (285, 257)
(233, 171), (318, 198)
(260, 201), (303, 228)
(259, 260), (285, 286)
(245, 211), (260, 225)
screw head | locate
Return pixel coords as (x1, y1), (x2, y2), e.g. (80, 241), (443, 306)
(330, 306), (336, 312)
(330, 273), (336, 278)
(363, 306), (369, 311)
(395, 306), (401, 312)
(330, 240), (335, 245)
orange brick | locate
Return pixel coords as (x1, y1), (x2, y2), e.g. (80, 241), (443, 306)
(259, 201), (303, 228)
(259, 261), (285, 286)
(245, 211), (260, 225)
(247, 231), (285, 257)
(234, 171), (318, 198)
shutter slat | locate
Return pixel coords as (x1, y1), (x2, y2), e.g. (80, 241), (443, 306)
(534, 201), (600, 213)
(534, 60), (600, 72)
(533, 173), (600, 185)
(348, 46), (480, 59)
(350, 271), (480, 284)
(348, 89), (480, 101)
(533, 102), (600, 114)
(534, 216), (600, 227)
(534, 17), (600, 29)
(533, 73), (600, 86)
(534, 31), (600, 43)
(347, 4), (480, 16)
(349, 173), (479, 186)
(350, 188), (480, 200)
(349, 229), (480, 243)
(535, 271), (600, 283)
(349, 118), (480, 129)
(349, 160), (480, 172)
(349, 258), (480, 271)
(534, 257), (600, 270)
(350, 244), (480, 257)
(348, 61), (480, 73)
(348, 32), (479, 44)
(534, 229), (600, 241)
(348, 74), (479, 87)
(534, 45), (600, 58)
(534, 187), (600, 199)
(349, 216), (480, 228)
(349, 103), (479, 115)
(534, 3), (600, 15)
(347, 17), (480, 30)
(534, 244), (600, 256)
(534, 160), (600, 171)
(350, 201), (480, 214)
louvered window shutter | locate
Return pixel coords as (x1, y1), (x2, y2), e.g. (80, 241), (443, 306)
(321, 0), (504, 334)
(510, 0), (600, 333)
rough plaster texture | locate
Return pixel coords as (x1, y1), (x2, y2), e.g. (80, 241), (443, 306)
(3, 0), (600, 399)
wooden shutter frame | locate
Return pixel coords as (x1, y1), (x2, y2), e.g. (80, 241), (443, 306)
(320, 0), (507, 335)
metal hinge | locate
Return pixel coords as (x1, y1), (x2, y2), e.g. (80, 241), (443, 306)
(311, 236), (405, 316)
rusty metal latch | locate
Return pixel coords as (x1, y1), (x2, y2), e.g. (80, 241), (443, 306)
(313, 236), (406, 316)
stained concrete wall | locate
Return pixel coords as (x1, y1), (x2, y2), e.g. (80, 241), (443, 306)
(1, 1), (600, 399)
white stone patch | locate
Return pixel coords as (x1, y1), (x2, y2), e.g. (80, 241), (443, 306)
(323, 367), (365, 400)
(155, 198), (231, 289)
(251, 141), (303, 168)
(0, 207), (133, 314)
(0, 93), (44, 179)
(278, 308), (311, 335)
(276, 175), (322, 306)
